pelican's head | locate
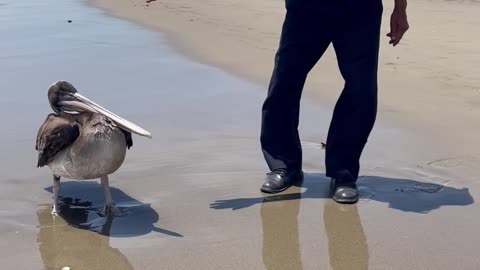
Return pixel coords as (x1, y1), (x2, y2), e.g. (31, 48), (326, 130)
(47, 81), (152, 138)
(48, 81), (82, 114)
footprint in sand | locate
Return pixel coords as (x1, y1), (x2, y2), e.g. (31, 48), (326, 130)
(427, 158), (463, 168)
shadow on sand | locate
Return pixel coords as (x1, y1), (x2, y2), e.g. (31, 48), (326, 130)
(211, 173), (474, 269)
(210, 173), (474, 213)
(44, 181), (182, 237)
(37, 181), (182, 270)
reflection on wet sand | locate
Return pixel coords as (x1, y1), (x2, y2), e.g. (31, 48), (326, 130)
(324, 201), (368, 270)
(37, 181), (183, 270)
(260, 183), (368, 270)
(261, 186), (303, 270)
(213, 172), (473, 270)
(37, 204), (134, 270)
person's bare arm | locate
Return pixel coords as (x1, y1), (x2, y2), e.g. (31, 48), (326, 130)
(387, 0), (409, 46)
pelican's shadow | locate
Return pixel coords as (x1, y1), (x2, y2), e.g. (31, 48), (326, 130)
(210, 173), (474, 213)
(45, 181), (182, 237)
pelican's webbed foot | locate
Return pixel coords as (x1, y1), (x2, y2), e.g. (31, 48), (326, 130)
(51, 205), (60, 216)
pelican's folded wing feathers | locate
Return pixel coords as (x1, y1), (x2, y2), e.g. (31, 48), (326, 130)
(35, 114), (79, 167)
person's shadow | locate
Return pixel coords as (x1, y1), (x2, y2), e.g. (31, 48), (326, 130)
(212, 173), (473, 269)
(44, 181), (182, 237)
(210, 173), (474, 214)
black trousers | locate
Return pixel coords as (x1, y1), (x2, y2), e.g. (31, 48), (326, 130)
(261, 1), (383, 180)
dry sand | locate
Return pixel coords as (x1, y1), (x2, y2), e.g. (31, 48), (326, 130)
(1, 0), (480, 269)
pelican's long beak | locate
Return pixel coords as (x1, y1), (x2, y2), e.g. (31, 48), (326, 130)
(59, 93), (152, 138)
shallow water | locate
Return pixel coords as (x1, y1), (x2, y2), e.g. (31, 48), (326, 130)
(0, 0), (479, 269)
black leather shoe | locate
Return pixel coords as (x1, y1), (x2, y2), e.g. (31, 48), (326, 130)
(330, 170), (359, 204)
(261, 169), (303, 194)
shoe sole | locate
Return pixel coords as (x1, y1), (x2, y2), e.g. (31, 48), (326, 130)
(260, 185), (291, 194)
(332, 196), (359, 204)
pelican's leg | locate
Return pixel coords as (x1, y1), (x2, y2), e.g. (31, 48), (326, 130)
(101, 175), (121, 216)
(52, 175), (61, 216)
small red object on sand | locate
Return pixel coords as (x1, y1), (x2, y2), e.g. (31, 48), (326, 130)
(146, 0), (156, 3)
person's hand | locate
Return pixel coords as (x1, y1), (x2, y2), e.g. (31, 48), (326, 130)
(387, 1), (409, 46)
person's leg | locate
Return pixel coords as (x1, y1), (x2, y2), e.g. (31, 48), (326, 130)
(261, 8), (332, 174)
(326, 1), (383, 202)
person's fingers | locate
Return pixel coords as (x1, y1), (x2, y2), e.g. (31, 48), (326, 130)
(389, 15), (396, 44)
(393, 31), (403, 46)
(393, 23), (409, 46)
(387, 32), (393, 44)
(390, 24), (399, 45)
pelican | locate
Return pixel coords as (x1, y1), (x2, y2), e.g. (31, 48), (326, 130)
(36, 81), (152, 216)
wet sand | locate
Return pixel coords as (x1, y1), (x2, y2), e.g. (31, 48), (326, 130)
(0, 0), (479, 269)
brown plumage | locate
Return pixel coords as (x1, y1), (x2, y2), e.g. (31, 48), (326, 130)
(36, 81), (149, 216)
(36, 113), (79, 167)
(36, 113), (133, 168)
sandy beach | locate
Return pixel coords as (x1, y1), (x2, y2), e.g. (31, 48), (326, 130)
(1, 0), (479, 269)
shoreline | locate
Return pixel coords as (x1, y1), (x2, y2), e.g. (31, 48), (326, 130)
(87, 0), (285, 88)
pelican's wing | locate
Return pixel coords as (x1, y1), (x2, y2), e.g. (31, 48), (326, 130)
(35, 114), (79, 167)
